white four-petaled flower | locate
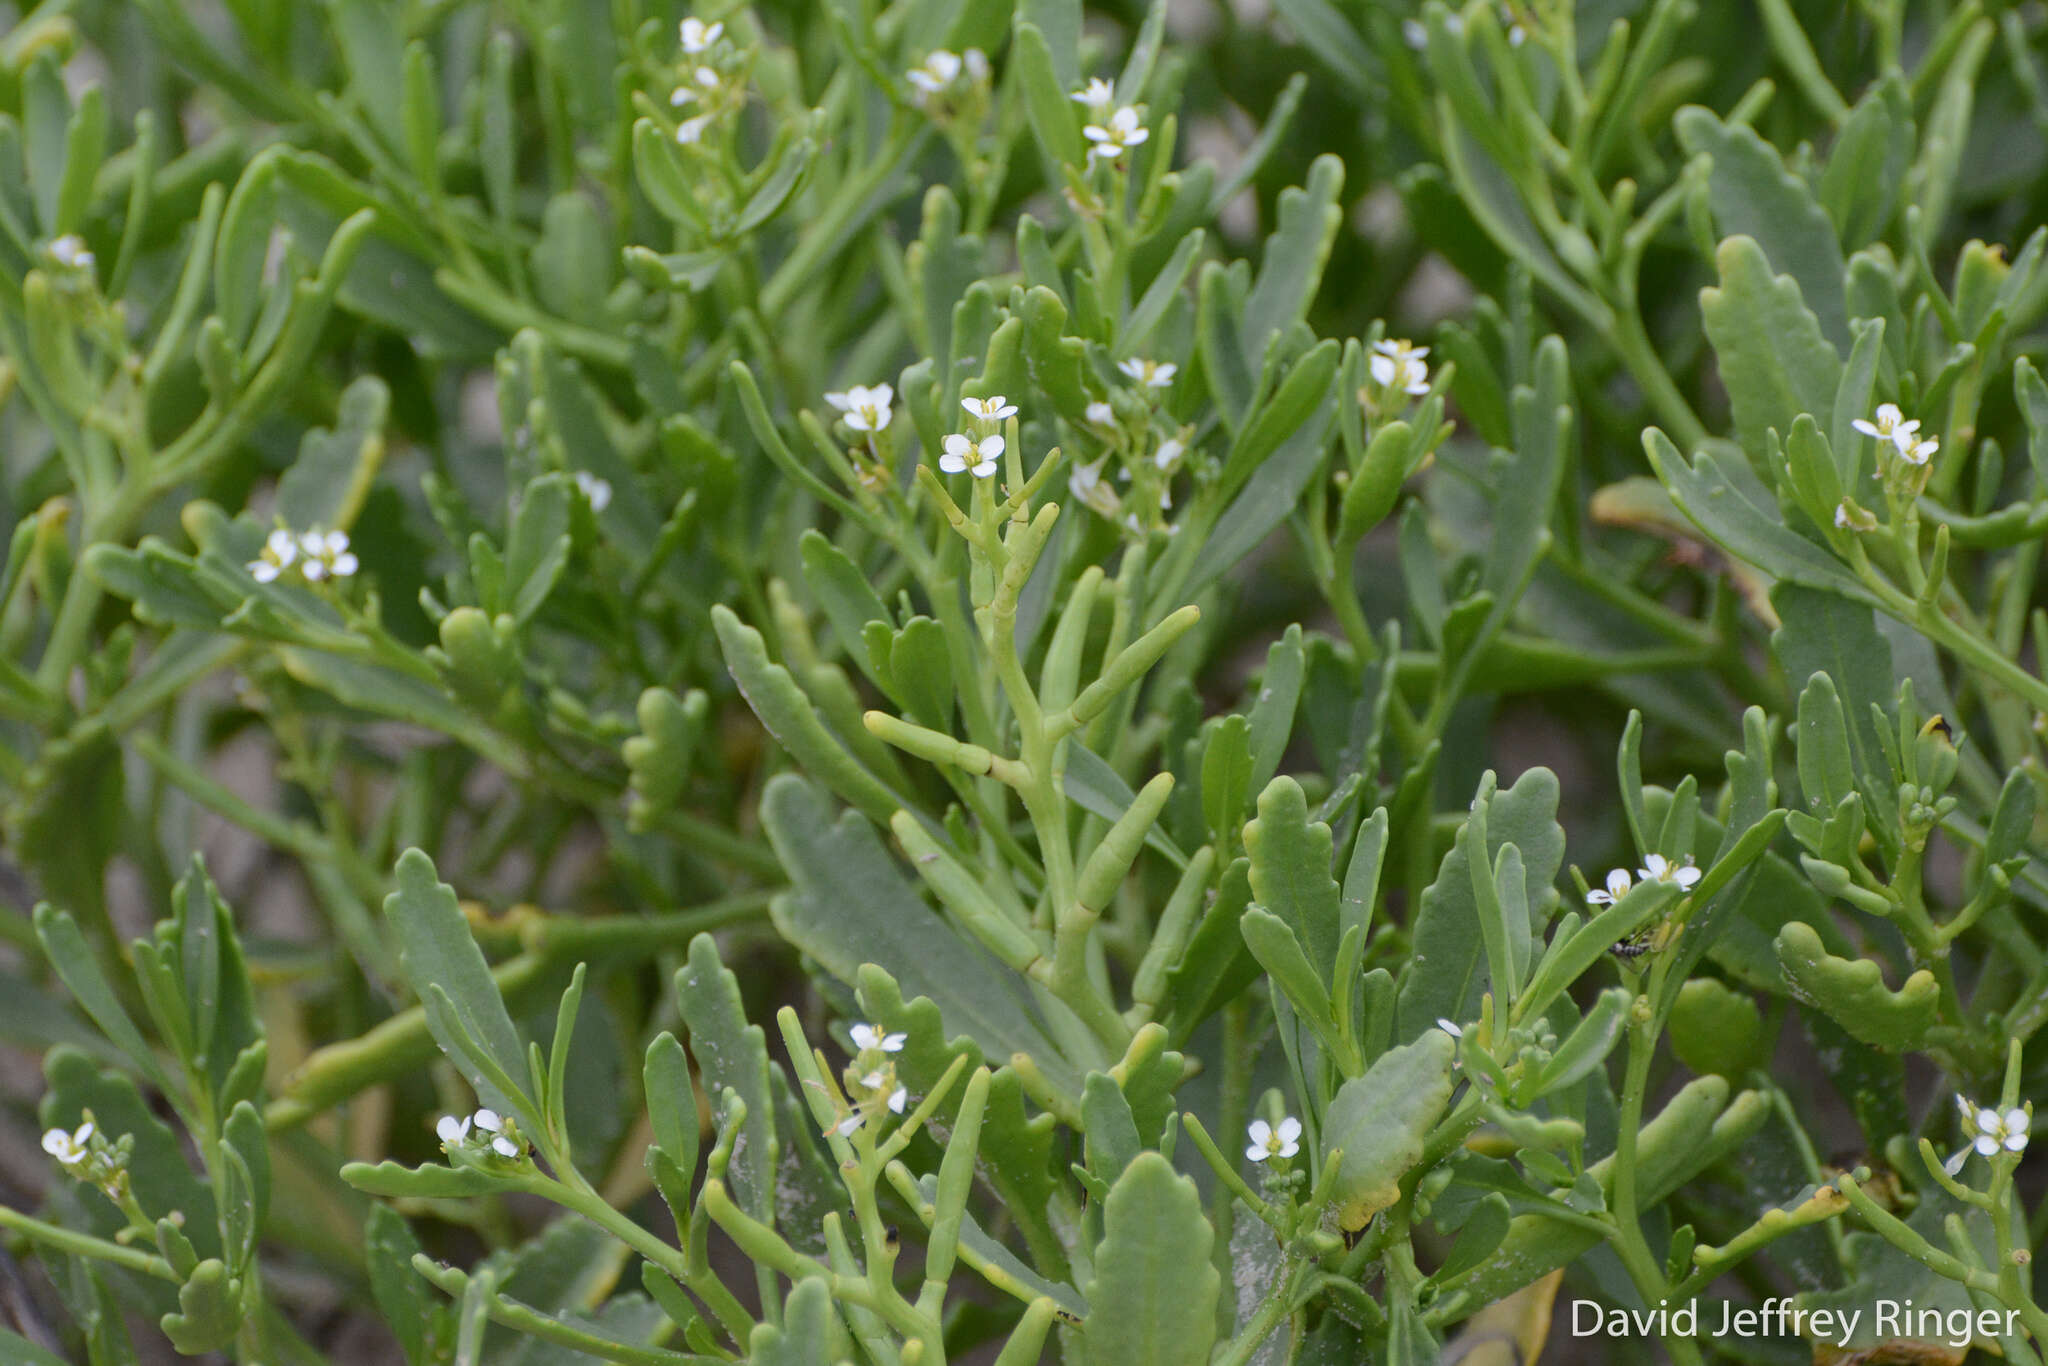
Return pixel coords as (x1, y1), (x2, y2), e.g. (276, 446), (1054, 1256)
(1973, 1106), (2029, 1156)
(297, 529), (359, 582)
(1118, 356), (1176, 390)
(850, 1023), (906, 1053)
(1852, 402), (1918, 450)
(680, 17), (723, 53)
(1638, 852), (1701, 891)
(1370, 339), (1431, 397)
(1852, 402), (1938, 465)
(1945, 1097), (2030, 1174)
(1083, 105), (1149, 161)
(1085, 401), (1116, 427)
(1245, 1116), (1302, 1163)
(1071, 78), (1117, 117)
(941, 433), (1004, 478)
(248, 528), (299, 583)
(1585, 867), (1634, 906)
(473, 1108), (523, 1158)
(961, 394), (1018, 423)
(574, 470), (613, 511)
(49, 234), (95, 271)
(826, 383), (894, 433)
(41, 1120), (95, 1165)
(436, 1114), (471, 1145)
(907, 49), (964, 96)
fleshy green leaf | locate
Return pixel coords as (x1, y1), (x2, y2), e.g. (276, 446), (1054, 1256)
(1668, 978), (1765, 1077)
(677, 935), (778, 1222)
(1323, 1029), (1456, 1230)
(384, 848), (528, 1115)
(1082, 1153), (1219, 1366)
(1773, 922), (1939, 1051)
(1395, 769), (1563, 1035)
(276, 375), (389, 536)
(1698, 236), (1843, 464)
(1677, 108), (1849, 348)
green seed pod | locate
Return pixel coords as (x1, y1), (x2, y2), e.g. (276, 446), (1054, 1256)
(1337, 419), (1412, 544)
(1075, 772), (1174, 913)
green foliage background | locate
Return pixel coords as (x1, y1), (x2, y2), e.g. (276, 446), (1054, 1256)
(2, 0), (2048, 1362)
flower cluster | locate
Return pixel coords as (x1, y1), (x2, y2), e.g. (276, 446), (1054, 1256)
(1944, 1097), (2030, 1174)
(1062, 365), (1193, 535)
(1246, 1116), (1302, 1163)
(1070, 79), (1150, 163)
(1361, 337), (1431, 416)
(436, 1107), (527, 1160)
(1083, 106), (1149, 162)
(907, 48), (990, 104)
(41, 1115), (131, 1202)
(1853, 403), (1938, 466)
(940, 394), (1015, 479)
(1585, 852), (1701, 906)
(48, 233), (95, 273)
(669, 17), (742, 145)
(247, 527), (359, 585)
(830, 1021), (910, 1138)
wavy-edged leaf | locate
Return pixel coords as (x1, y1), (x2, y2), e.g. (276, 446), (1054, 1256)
(676, 935), (777, 1222)
(1324, 1030), (1456, 1230)
(1699, 236), (1842, 463)
(1774, 922), (1939, 1051)
(1082, 1153), (1219, 1366)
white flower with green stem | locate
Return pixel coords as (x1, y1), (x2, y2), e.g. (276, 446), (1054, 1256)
(1637, 852), (1701, 890)
(1245, 1116), (1301, 1163)
(437, 1107), (526, 1159)
(826, 383), (894, 434)
(41, 1118), (95, 1166)
(49, 234), (95, 272)
(679, 16), (723, 54)
(248, 527), (357, 584)
(1370, 338), (1431, 398)
(1118, 356), (1176, 390)
(1584, 867), (1634, 906)
(941, 433), (1003, 479)
(1943, 1097), (2030, 1175)
(1083, 105), (1149, 161)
